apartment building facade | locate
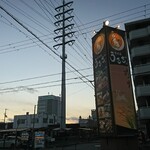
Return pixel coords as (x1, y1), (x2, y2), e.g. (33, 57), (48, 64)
(125, 18), (150, 137)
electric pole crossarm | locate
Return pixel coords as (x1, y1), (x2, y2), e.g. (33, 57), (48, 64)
(54, 24), (74, 34)
(54, 31), (75, 41)
(54, 8), (74, 19)
(55, 1), (73, 12)
(53, 39), (75, 49)
(54, 16), (74, 26)
(65, 39), (75, 46)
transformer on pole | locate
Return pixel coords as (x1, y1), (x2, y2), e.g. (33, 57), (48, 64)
(54, 0), (75, 129)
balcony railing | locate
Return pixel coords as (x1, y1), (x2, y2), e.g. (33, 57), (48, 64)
(139, 107), (150, 119)
(136, 85), (150, 97)
(129, 26), (150, 40)
(131, 44), (150, 58)
(133, 63), (150, 74)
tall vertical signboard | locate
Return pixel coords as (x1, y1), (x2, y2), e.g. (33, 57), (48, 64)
(108, 26), (136, 135)
(92, 28), (114, 135)
(92, 25), (137, 136)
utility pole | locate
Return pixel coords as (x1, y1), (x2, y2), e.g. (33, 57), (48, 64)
(33, 105), (36, 130)
(4, 108), (7, 123)
(54, 0), (75, 129)
(31, 105), (36, 149)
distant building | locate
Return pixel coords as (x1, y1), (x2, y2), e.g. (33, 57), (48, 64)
(0, 122), (13, 130)
(78, 109), (97, 128)
(13, 112), (58, 129)
(13, 94), (61, 129)
(125, 18), (150, 137)
(37, 95), (61, 117)
(91, 109), (97, 121)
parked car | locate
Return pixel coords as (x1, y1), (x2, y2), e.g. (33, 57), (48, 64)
(0, 135), (21, 148)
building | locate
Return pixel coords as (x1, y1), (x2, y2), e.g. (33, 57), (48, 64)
(13, 112), (58, 129)
(91, 109), (97, 121)
(125, 18), (150, 137)
(37, 95), (61, 117)
(0, 122), (13, 130)
(13, 95), (61, 129)
(78, 109), (97, 128)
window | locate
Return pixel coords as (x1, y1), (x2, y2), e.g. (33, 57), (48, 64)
(31, 118), (39, 123)
(43, 118), (47, 123)
(141, 58), (147, 64)
(17, 119), (25, 124)
(49, 119), (53, 124)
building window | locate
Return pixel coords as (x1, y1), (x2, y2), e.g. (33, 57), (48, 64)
(18, 119), (25, 124)
(31, 118), (39, 123)
(141, 58), (147, 64)
(49, 119), (53, 124)
(43, 118), (47, 123)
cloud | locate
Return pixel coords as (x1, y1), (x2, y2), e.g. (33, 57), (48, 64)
(0, 86), (38, 94)
(17, 86), (37, 93)
(7, 118), (14, 122)
(66, 116), (79, 123)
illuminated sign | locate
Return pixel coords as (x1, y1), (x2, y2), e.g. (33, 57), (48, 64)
(92, 26), (137, 136)
(34, 131), (45, 148)
(108, 28), (136, 131)
(92, 28), (113, 134)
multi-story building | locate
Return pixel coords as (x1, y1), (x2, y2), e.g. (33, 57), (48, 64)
(13, 94), (61, 129)
(125, 18), (150, 137)
(37, 95), (61, 117)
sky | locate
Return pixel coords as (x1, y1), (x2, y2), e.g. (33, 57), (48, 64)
(0, 0), (149, 123)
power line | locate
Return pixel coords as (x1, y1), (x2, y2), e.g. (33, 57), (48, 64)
(33, 0), (55, 25)
(70, 46), (92, 67)
(0, 5), (60, 57)
(20, 0), (55, 31)
(2, 0), (53, 34)
(74, 3), (150, 28)
(0, 4), (93, 90)
(0, 74), (93, 92)
(73, 42), (92, 65)
(0, 67), (92, 85)
(0, 9), (61, 61)
(46, 0), (56, 9)
(1, 3), (149, 54)
(0, 80), (92, 94)
(0, 2), (149, 92)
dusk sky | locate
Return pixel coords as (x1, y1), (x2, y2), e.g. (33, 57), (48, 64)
(0, 0), (149, 123)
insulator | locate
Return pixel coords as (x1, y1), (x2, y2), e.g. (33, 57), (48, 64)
(55, 1), (73, 12)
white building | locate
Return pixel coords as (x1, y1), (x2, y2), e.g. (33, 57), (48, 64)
(13, 95), (61, 129)
(13, 112), (58, 129)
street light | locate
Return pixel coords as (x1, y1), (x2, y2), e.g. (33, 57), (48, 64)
(116, 24), (121, 29)
(103, 20), (109, 26)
